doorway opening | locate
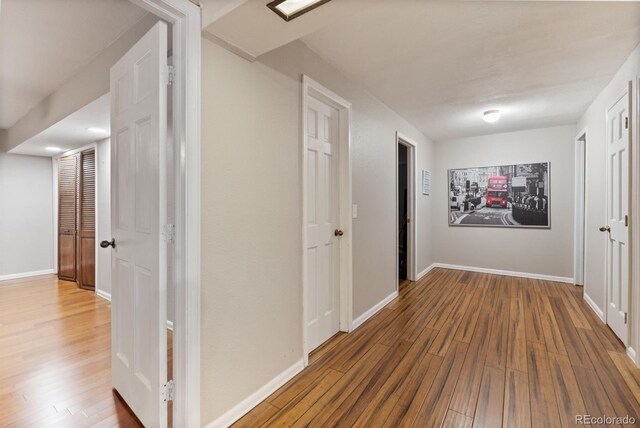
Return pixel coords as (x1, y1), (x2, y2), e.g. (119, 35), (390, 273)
(574, 131), (586, 286)
(398, 143), (409, 284)
(396, 133), (417, 289)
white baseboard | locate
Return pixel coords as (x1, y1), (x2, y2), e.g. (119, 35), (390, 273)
(351, 290), (399, 331)
(627, 347), (638, 367)
(207, 359), (305, 428)
(96, 289), (112, 301)
(0, 269), (56, 282)
(431, 263), (574, 284)
(167, 320), (174, 331)
(583, 292), (604, 322)
(416, 263), (437, 281)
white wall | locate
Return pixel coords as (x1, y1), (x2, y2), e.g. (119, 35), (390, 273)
(96, 139), (112, 298)
(0, 152), (54, 279)
(200, 38), (434, 425)
(433, 125), (576, 280)
(577, 43), (640, 354)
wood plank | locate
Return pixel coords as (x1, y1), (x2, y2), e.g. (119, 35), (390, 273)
(507, 297), (528, 373)
(526, 341), (561, 428)
(443, 410), (473, 428)
(472, 366), (505, 428)
(537, 294), (568, 355)
(449, 310), (493, 417)
(548, 297), (593, 369)
(485, 296), (510, 371)
(411, 341), (469, 428)
(503, 368), (531, 428)
(547, 352), (588, 428)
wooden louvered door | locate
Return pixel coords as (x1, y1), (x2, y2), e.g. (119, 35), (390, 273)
(58, 155), (78, 281)
(77, 149), (96, 290)
(57, 148), (96, 289)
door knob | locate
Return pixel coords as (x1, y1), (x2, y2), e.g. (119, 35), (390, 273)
(334, 229), (344, 237)
(100, 239), (116, 248)
(599, 226), (610, 233)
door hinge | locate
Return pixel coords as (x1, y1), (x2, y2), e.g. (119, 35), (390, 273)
(625, 117), (629, 129)
(162, 379), (174, 402)
(625, 215), (629, 227)
(625, 312), (628, 324)
(166, 65), (175, 86)
(163, 224), (175, 244)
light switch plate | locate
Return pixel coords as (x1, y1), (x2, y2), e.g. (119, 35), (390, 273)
(352, 204), (358, 219)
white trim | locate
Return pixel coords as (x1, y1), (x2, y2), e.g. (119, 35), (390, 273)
(127, 1), (201, 426)
(97, 289), (112, 302)
(574, 129), (587, 286)
(416, 263), (437, 281)
(431, 263), (574, 284)
(206, 359), (305, 428)
(351, 291), (399, 331)
(302, 75), (353, 366)
(396, 132), (418, 285)
(52, 157), (59, 274)
(634, 73), (640, 368)
(584, 292), (605, 322)
(627, 346), (637, 366)
(0, 269), (56, 282)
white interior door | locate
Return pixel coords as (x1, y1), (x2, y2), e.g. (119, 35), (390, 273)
(306, 95), (341, 352)
(109, 21), (168, 427)
(605, 86), (631, 345)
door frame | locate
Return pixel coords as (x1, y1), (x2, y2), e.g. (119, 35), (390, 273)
(632, 74), (640, 365)
(301, 75), (353, 366)
(396, 132), (417, 285)
(604, 82), (632, 347)
(574, 129), (587, 286)
(127, 0), (201, 425)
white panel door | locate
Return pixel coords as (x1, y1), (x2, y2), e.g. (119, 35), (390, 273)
(306, 95), (341, 352)
(109, 21), (168, 427)
(605, 87), (631, 345)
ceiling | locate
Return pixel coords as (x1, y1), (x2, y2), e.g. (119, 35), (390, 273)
(9, 93), (110, 157)
(301, 1), (640, 141)
(0, 0), (148, 129)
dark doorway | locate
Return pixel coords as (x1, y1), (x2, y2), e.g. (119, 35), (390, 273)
(398, 143), (408, 281)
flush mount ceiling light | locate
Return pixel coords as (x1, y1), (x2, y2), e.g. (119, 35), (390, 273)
(87, 127), (107, 133)
(45, 147), (63, 153)
(267, 0), (332, 22)
(483, 109), (501, 123)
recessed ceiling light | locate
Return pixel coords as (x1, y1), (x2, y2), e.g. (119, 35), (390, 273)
(483, 109), (501, 123)
(45, 147), (63, 152)
(267, 0), (332, 22)
(87, 127), (107, 133)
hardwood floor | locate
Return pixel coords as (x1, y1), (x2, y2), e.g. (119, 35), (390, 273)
(0, 274), (173, 427)
(235, 268), (640, 427)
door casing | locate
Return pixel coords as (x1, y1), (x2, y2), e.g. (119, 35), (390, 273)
(301, 75), (353, 366)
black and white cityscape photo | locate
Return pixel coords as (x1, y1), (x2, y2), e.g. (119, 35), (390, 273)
(448, 162), (550, 228)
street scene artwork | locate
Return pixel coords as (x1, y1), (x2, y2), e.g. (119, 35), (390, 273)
(448, 162), (550, 228)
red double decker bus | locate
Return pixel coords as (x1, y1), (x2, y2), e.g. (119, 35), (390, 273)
(486, 176), (508, 208)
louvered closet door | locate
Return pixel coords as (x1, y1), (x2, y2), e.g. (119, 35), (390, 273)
(78, 149), (96, 290)
(58, 155), (77, 281)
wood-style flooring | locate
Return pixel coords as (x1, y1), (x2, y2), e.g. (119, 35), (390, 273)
(0, 275), (174, 427)
(235, 268), (640, 427)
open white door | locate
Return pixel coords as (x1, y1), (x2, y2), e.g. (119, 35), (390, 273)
(604, 85), (631, 345)
(108, 21), (168, 427)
